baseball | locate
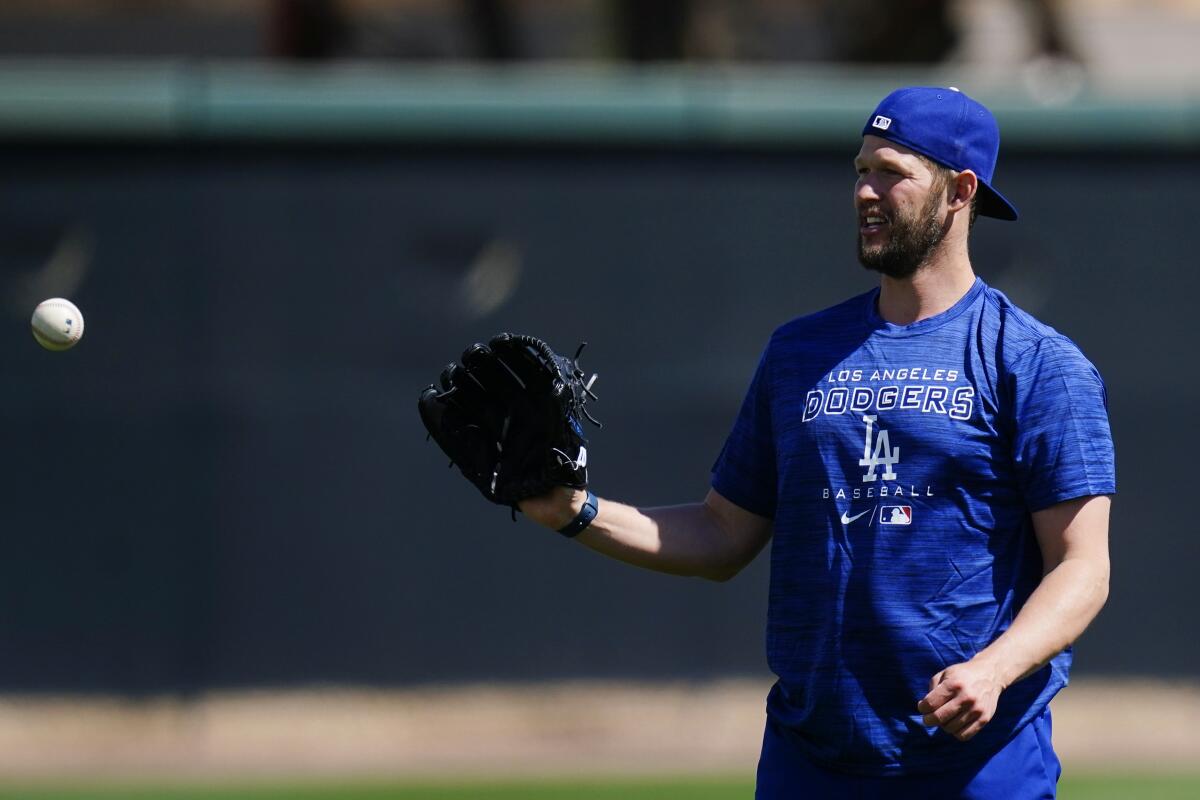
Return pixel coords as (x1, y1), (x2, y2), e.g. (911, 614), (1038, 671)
(31, 298), (85, 351)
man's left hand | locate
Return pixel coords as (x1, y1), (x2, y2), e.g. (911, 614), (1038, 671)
(917, 659), (1005, 741)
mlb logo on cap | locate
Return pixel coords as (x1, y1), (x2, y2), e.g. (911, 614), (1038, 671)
(872, 115), (892, 131)
(881, 506), (912, 525)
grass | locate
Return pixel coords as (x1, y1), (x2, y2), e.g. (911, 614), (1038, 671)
(1058, 774), (1200, 800)
(0, 779), (746, 800)
(0, 773), (1197, 799)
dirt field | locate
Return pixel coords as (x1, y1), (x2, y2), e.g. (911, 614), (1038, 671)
(0, 678), (1194, 780)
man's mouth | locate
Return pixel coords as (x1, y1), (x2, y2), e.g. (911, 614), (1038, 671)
(860, 214), (889, 235)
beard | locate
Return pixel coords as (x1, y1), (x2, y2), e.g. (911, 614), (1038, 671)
(857, 190), (948, 279)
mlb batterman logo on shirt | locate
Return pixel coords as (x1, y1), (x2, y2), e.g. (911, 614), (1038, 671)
(880, 505), (912, 525)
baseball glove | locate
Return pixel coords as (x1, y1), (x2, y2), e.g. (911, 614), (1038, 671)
(418, 333), (600, 510)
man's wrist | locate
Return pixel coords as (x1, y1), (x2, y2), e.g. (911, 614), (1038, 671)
(547, 487), (586, 529)
(519, 486), (590, 531)
(557, 490), (599, 537)
(969, 649), (1017, 691)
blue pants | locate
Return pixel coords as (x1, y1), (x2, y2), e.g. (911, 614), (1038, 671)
(756, 710), (1060, 799)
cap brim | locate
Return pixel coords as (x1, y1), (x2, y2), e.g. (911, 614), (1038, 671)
(976, 182), (1019, 221)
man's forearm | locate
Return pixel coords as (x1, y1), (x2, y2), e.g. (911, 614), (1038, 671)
(972, 554), (1110, 688)
(520, 487), (770, 581)
(919, 496), (1110, 741)
(573, 498), (745, 580)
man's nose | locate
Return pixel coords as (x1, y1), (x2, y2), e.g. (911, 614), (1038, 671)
(855, 177), (881, 204)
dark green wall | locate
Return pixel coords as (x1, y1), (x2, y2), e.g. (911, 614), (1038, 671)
(0, 138), (1191, 691)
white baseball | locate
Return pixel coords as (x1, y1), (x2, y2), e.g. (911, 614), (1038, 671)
(31, 298), (85, 351)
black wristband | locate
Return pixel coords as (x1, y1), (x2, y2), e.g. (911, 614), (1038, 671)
(557, 490), (598, 538)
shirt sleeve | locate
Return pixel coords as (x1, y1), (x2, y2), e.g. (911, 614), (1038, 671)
(711, 340), (778, 519)
(1009, 336), (1116, 512)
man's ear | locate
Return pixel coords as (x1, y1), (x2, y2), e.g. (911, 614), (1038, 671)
(949, 170), (979, 213)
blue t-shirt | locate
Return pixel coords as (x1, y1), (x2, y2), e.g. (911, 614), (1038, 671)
(712, 277), (1115, 775)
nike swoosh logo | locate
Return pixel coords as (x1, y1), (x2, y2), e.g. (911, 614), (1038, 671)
(840, 508), (872, 525)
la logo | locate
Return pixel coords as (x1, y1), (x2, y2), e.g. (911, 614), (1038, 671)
(859, 415), (899, 482)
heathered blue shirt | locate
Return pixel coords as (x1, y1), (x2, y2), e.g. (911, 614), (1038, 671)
(712, 278), (1115, 775)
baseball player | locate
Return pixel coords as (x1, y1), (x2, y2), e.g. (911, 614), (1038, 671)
(516, 86), (1115, 798)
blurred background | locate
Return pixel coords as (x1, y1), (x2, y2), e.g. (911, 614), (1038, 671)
(0, 0), (1196, 797)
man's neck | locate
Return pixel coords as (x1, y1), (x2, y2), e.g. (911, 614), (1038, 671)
(876, 246), (976, 326)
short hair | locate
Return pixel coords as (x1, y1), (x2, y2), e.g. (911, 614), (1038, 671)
(917, 155), (979, 229)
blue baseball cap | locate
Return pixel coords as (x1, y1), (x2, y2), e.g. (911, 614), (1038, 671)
(862, 86), (1018, 221)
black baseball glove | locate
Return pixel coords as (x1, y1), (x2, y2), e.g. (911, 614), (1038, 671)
(418, 333), (600, 510)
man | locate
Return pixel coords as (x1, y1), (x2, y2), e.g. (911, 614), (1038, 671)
(521, 86), (1114, 798)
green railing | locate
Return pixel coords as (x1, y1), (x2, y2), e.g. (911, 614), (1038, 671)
(0, 60), (1195, 147)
